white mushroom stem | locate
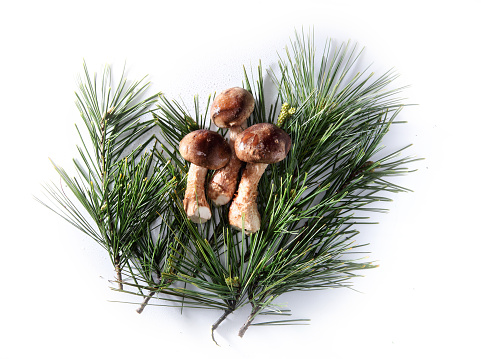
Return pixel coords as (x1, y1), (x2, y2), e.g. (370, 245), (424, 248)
(228, 162), (268, 234)
(183, 164), (211, 223)
(207, 125), (246, 206)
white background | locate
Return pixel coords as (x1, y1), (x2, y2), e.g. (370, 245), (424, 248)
(1, 1), (480, 358)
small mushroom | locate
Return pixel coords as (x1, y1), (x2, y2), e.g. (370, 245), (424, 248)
(179, 129), (231, 223)
(207, 87), (255, 206)
(229, 123), (291, 234)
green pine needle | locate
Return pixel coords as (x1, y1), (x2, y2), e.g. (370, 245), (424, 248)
(146, 30), (419, 337)
(36, 62), (174, 291)
(37, 30), (419, 339)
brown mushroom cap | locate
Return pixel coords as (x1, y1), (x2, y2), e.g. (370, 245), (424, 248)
(210, 87), (255, 128)
(235, 123), (291, 164)
(179, 129), (231, 170)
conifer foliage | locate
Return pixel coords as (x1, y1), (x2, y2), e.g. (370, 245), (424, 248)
(38, 31), (417, 340)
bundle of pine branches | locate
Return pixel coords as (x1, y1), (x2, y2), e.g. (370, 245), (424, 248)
(37, 31), (417, 341)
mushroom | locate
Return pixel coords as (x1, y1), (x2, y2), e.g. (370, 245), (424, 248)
(179, 129), (231, 223)
(207, 87), (255, 206)
(228, 123), (291, 234)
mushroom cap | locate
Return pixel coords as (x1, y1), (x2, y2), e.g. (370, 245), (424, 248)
(235, 123), (291, 164)
(210, 87), (255, 128)
(179, 129), (231, 170)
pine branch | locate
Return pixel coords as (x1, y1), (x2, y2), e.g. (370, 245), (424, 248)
(141, 30), (419, 338)
(38, 30), (420, 340)
(36, 62), (173, 290)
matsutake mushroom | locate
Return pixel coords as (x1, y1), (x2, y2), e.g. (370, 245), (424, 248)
(228, 123), (291, 234)
(179, 129), (231, 223)
(207, 87), (255, 206)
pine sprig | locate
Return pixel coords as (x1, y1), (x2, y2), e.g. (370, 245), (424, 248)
(136, 30), (419, 339)
(36, 62), (173, 290)
(38, 30), (419, 341)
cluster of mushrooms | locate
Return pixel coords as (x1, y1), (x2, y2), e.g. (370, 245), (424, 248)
(179, 87), (291, 234)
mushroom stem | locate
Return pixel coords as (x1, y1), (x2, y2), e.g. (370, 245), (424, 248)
(207, 125), (245, 206)
(183, 164), (211, 223)
(228, 162), (268, 234)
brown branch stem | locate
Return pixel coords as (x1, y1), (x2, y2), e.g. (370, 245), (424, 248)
(238, 305), (260, 338)
(114, 257), (123, 290)
(211, 309), (233, 346)
(136, 290), (156, 314)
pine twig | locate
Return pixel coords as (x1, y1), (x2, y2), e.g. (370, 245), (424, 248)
(136, 290), (156, 314)
(38, 61), (168, 296)
(238, 305), (260, 338)
(150, 30), (418, 339)
(114, 256), (123, 290)
(211, 308), (234, 346)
